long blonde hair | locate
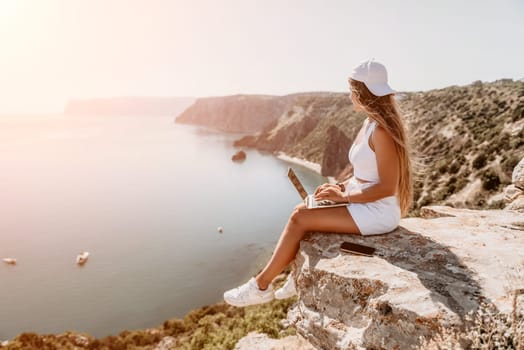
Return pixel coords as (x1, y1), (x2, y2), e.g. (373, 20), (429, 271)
(350, 79), (413, 217)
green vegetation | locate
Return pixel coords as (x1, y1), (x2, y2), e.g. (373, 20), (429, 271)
(502, 154), (520, 178)
(1, 273), (297, 350)
(481, 168), (501, 191)
(472, 154), (487, 169)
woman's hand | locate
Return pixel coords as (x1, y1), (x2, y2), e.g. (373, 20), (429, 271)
(313, 183), (338, 197)
(314, 186), (347, 203)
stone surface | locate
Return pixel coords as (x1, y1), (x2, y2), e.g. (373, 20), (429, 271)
(506, 195), (524, 212)
(504, 184), (524, 202)
(232, 150), (247, 162)
(513, 157), (524, 189)
(154, 336), (177, 350)
(234, 332), (316, 350)
(288, 205), (524, 350)
(419, 205), (456, 218)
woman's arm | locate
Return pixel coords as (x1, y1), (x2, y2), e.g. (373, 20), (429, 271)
(315, 125), (399, 203)
(345, 125), (399, 203)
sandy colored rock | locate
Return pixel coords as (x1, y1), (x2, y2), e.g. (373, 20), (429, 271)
(154, 336), (177, 350)
(419, 205), (456, 218)
(504, 184), (524, 202)
(513, 157), (524, 189)
(288, 205), (524, 350)
(232, 150), (247, 161)
(506, 195), (524, 212)
(234, 332), (316, 350)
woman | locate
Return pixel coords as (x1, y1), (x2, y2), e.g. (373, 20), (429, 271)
(223, 58), (413, 307)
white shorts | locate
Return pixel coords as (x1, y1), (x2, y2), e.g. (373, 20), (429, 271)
(345, 177), (401, 236)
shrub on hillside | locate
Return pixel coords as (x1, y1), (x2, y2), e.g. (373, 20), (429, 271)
(501, 155), (520, 178)
(481, 168), (501, 191)
(449, 161), (461, 174)
(453, 182), (466, 195)
(472, 154), (487, 169)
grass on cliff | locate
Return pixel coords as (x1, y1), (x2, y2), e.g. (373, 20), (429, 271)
(1, 273), (297, 350)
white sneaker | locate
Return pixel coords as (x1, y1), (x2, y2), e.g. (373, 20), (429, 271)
(274, 274), (297, 299)
(223, 277), (275, 307)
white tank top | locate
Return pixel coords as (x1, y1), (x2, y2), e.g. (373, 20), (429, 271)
(348, 119), (380, 182)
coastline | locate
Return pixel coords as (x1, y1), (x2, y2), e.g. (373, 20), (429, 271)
(275, 152), (336, 183)
(276, 152), (321, 174)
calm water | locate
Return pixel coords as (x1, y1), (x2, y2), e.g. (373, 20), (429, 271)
(0, 114), (325, 340)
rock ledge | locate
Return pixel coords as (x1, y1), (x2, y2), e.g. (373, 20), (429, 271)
(279, 206), (524, 349)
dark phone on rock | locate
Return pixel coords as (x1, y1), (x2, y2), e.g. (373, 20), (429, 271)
(340, 241), (376, 257)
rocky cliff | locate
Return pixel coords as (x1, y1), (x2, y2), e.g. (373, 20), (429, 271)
(287, 205), (523, 349)
(233, 205), (524, 350)
(193, 79), (523, 215)
(174, 94), (291, 133)
(234, 163), (524, 349)
(233, 92), (360, 177)
(175, 92), (339, 133)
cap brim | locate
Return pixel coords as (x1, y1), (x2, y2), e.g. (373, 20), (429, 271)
(365, 82), (396, 97)
(349, 76), (396, 97)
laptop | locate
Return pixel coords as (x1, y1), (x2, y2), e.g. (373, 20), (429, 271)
(287, 167), (348, 209)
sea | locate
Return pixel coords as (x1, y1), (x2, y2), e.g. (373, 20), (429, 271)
(0, 114), (326, 340)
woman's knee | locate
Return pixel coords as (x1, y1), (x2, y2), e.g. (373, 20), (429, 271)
(293, 202), (307, 211)
(289, 205), (309, 228)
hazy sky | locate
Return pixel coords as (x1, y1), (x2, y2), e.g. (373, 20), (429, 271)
(1, 0), (523, 114)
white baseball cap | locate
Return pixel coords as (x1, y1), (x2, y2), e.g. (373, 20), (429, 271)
(349, 58), (396, 96)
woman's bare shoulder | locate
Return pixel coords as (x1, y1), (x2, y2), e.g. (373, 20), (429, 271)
(370, 123), (395, 151)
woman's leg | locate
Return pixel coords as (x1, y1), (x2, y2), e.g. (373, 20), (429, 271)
(255, 203), (361, 290)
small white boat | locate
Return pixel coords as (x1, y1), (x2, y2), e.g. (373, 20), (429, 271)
(2, 258), (16, 265)
(76, 252), (89, 265)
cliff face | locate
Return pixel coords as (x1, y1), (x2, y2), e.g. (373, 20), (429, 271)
(64, 97), (195, 116)
(321, 125), (352, 177)
(233, 93), (362, 177)
(175, 94), (296, 133)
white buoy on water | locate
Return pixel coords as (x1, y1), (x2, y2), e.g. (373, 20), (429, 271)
(76, 251), (90, 265)
(2, 258), (16, 265)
